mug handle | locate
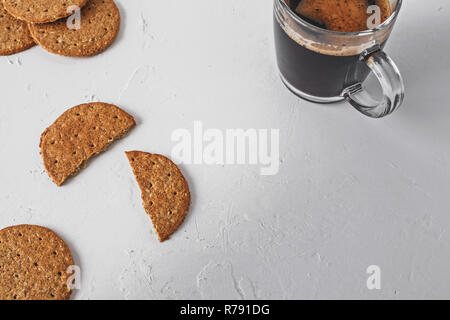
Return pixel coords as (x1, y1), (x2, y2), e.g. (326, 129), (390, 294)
(343, 47), (405, 118)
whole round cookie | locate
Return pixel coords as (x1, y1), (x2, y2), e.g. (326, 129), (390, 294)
(1, 0), (88, 24)
(28, 0), (120, 57)
(0, 225), (74, 300)
(0, 3), (35, 55)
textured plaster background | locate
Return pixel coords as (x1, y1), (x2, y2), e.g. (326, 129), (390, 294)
(0, 0), (450, 299)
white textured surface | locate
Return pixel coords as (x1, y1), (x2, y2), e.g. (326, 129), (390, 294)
(1, 0), (450, 299)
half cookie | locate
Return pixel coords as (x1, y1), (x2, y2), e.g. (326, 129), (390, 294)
(2, 0), (88, 24)
(28, 0), (120, 57)
(0, 225), (74, 300)
(126, 152), (191, 242)
(0, 3), (35, 55)
(40, 102), (135, 186)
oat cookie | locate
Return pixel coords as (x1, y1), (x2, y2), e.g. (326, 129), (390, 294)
(375, 0), (391, 21)
(0, 225), (74, 300)
(126, 152), (191, 242)
(40, 102), (135, 186)
(28, 0), (120, 57)
(296, 0), (391, 32)
(2, 0), (88, 24)
(0, 3), (34, 55)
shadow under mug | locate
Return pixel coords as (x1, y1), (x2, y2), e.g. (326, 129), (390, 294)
(274, 0), (404, 118)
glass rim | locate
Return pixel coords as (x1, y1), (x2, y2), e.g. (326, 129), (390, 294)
(277, 0), (403, 36)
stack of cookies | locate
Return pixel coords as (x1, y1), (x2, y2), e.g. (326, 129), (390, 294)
(0, 0), (120, 56)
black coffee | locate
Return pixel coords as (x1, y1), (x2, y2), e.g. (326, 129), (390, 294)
(274, 0), (390, 99)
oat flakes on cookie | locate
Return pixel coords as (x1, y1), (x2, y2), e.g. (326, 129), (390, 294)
(0, 2), (34, 55)
(0, 225), (74, 300)
(28, 0), (120, 57)
(2, 0), (88, 24)
(126, 151), (191, 242)
(40, 102), (135, 186)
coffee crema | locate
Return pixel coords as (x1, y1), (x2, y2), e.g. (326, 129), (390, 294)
(286, 0), (392, 32)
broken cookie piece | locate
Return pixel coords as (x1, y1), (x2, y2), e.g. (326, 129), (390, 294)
(40, 102), (135, 186)
(126, 151), (190, 242)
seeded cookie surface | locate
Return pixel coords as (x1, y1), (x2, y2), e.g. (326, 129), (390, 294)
(126, 152), (191, 242)
(375, 0), (391, 21)
(2, 0), (88, 23)
(40, 102), (135, 186)
(0, 225), (74, 300)
(0, 2), (35, 55)
(295, 0), (391, 32)
(28, 0), (120, 57)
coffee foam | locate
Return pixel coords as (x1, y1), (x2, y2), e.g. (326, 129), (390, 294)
(280, 19), (376, 57)
(277, 0), (396, 56)
(279, 8), (395, 57)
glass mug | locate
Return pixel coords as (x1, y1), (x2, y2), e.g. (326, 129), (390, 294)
(274, 0), (404, 118)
